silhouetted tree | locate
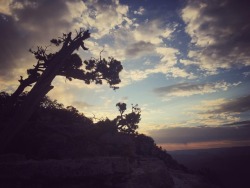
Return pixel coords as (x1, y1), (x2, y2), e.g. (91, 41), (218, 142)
(11, 30), (122, 102)
(1, 93), (185, 169)
(115, 102), (141, 134)
(0, 29), (123, 152)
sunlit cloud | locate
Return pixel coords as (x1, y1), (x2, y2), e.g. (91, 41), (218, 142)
(134, 6), (145, 15)
(48, 83), (76, 108)
(0, 0), (12, 15)
(80, 0), (130, 39)
(156, 47), (179, 67)
(119, 66), (194, 87)
(132, 19), (175, 44)
(71, 101), (94, 110)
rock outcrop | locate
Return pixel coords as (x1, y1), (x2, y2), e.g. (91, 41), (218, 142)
(0, 156), (174, 188)
(170, 169), (221, 188)
(124, 157), (174, 188)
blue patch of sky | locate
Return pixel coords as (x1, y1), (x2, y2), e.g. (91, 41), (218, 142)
(167, 23), (191, 56)
(151, 75), (187, 89)
(148, 73), (180, 85)
(122, 55), (161, 71)
(208, 69), (245, 83)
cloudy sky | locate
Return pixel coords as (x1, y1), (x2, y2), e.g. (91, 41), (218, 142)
(1, 0), (250, 150)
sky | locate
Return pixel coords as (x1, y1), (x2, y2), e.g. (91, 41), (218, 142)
(0, 0), (250, 151)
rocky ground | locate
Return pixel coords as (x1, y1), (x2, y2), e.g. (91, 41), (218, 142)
(0, 154), (221, 188)
(170, 170), (221, 188)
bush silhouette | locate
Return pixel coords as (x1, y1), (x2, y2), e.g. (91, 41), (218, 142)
(0, 93), (182, 169)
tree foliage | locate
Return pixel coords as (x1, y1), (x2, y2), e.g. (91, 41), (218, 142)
(12, 29), (123, 103)
(0, 92), (183, 170)
(115, 102), (141, 134)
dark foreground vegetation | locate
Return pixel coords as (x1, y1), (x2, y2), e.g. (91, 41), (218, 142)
(0, 91), (180, 168)
(0, 92), (189, 188)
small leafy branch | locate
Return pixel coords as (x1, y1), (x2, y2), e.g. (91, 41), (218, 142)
(115, 102), (141, 134)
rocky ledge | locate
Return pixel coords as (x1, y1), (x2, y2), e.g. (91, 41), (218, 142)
(0, 156), (174, 188)
(0, 155), (220, 188)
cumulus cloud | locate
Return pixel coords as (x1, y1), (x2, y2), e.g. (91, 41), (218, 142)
(181, 0), (250, 74)
(82, 0), (130, 39)
(154, 81), (240, 98)
(109, 17), (177, 58)
(119, 44), (194, 86)
(156, 47), (179, 67)
(78, 2), (189, 83)
(109, 21), (190, 82)
(132, 19), (174, 44)
(119, 64), (194, 87)
(119, 69), (148, 86)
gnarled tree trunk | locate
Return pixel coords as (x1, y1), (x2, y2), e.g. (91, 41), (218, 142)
(0, 31), (90, 153)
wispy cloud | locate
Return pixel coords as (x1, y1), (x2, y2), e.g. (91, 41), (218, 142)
(153, 81), (241, 99)
(187, 95), (250, 127)
(209, 94), (250, 113)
